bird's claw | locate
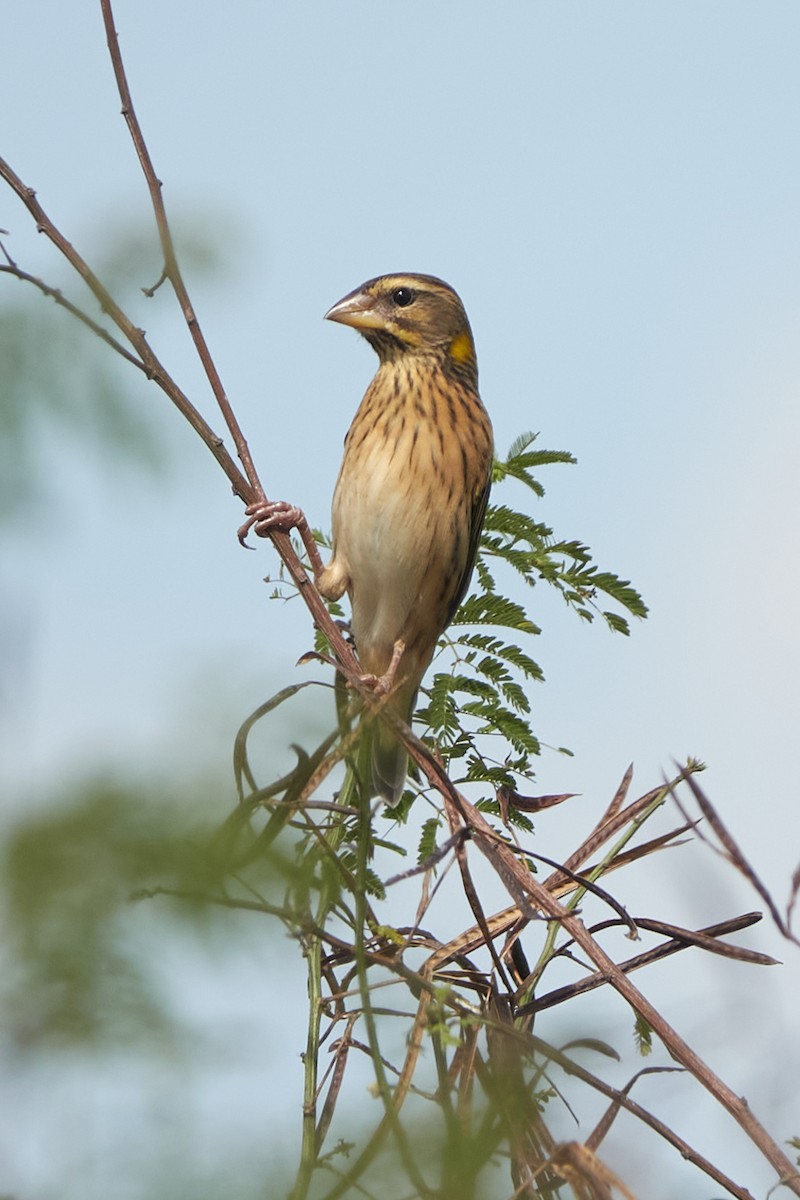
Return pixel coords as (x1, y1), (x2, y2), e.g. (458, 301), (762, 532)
(358, 639), (406, 696)
(238, 499), (306, 547)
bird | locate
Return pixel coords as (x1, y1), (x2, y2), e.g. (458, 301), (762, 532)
(316, 273), (494, 802)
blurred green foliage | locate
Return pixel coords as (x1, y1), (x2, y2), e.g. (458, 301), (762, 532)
(0, 300), (163, 519)
(3, 778), (222, 1047)
(0, 214), (236, 521)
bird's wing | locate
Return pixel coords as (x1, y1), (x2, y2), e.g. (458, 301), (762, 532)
(446, 473), (491, 626)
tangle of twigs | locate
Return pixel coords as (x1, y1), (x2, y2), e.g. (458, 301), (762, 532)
(2, 6), (799, 1198)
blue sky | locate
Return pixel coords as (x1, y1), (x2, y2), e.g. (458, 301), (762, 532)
(2, 3), (799, 1197)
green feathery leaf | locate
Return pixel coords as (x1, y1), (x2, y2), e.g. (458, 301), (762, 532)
(417, 818), (441, 865)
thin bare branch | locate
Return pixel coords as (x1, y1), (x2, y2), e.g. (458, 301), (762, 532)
(99, 0), (264, 496)
(0, 253), (147, 371)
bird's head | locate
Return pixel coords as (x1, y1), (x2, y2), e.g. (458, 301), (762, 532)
(325, 273), (477, 374)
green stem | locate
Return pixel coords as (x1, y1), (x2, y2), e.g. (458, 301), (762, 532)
(321, 738), (433, 1200)
(288, 933), (324, 1200)
(289, 767), (358, 1200)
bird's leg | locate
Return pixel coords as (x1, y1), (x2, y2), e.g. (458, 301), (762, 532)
(238, 498), (325, 580)
(359, 638), (406, 696)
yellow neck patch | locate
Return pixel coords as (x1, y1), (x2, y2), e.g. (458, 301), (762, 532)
(448, 331), (474, 363)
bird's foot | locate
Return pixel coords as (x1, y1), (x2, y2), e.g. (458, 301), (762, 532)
(238, 498), (325, 578)
(238, 498), (304, 544)
(359, 639), (406, 696)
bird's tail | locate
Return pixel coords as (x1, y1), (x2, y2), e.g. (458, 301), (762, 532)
(370, 718), (408, 805)
(363, 687), (417, 805)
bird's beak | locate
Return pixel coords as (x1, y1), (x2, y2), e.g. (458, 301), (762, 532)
(324, 288), (383, 331)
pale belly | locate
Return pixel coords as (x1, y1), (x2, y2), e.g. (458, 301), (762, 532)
(332, 428), (467, 680)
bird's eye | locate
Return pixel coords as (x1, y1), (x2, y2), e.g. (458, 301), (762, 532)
(391, 286), (416, 308)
